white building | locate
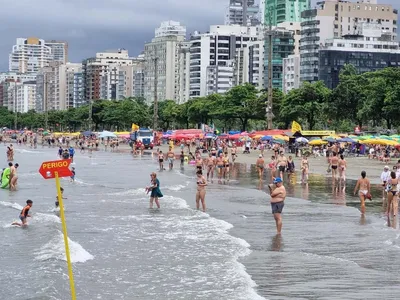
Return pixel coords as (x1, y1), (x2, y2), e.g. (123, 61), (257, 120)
(0, 72), (37, 84)
(189, 25), (259, 98)
(45, 40), (68, 64)
(35, 61), (63, 112)
(15, 82), (37, 112)
(282, 54), (300, 93)
(9, 37), (53, 73)
(177, 42), (191, 103)
(155, 21), (186, 38)
(82, 49), (136, 101)
(144, 21), (187, 104)
(225, 0), (260, 26)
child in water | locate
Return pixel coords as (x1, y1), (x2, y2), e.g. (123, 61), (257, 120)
(70, 167), (76, 182)
(55, 187), (67, 208)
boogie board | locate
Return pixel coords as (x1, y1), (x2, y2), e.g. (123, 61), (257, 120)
(1, 168), (10, 189)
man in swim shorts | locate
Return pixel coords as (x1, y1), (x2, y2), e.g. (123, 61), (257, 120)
(269, 177), (286, 235)
(167, 147), (175, 170)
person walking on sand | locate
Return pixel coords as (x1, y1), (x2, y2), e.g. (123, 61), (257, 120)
(386, 171), (399, 216)
(167, 147), (175, 170)
(276, 152), (287, 181)
(268, 156), (277, 182)
(269, 177), (286, 235)
(196, 170), (207, 212)
(148, 172), (163, 209)
(381, 166), (391, 200)
(301, 156), (309, 183)
(206, 153), (215, 182)
(338, 154), (347, 182)
(354, 171), (371, 215)
(330, 152), (339, 180)
(256, 154), (265, 180)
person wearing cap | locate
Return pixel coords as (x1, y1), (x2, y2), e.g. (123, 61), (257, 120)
(269, 177), (286, 235)
(381, 166), (391, 200)
(256, 154), (265, 180)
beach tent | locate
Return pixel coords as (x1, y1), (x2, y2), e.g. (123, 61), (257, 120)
(295, 137), (309, 143)
(99, 131), (117, 138)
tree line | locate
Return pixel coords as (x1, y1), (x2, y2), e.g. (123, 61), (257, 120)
(1, 66), (399, 133)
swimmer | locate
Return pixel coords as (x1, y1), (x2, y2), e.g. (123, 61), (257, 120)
(206, 153), (215, 181)
(55, 187), (67, 208)
(12, 199), (33, 226)
(196, 170), (207, 212)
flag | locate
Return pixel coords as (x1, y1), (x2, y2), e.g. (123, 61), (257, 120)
(131, 123), (139, 131)
(291, 121), (302, 133)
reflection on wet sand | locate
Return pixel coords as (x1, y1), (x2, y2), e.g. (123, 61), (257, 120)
(270, 234), (283, 252)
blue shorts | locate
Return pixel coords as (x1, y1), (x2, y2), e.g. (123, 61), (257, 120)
(271, 202), (284, 214)
(19, 216), (26, 222)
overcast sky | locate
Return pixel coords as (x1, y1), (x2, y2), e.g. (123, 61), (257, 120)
(0, 0), (398, 71)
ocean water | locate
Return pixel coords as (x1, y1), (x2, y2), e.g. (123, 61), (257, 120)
(0, 146), (399, 299)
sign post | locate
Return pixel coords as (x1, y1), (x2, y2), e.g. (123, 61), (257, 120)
(39, 159), (76, 300)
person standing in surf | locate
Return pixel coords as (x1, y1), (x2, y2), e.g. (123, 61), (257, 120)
(10, 163), (19, 191)
(12, 200), (33, 226)
(196, 170), (207, 212)
(55, 187), (67, 208)
(158, 151), (164, 171)
(386, 171), (399, 216)
(206, 153), (215, 182)
(149, 172), (163, 209)
(256, 154), (265, 180)
(269, 177), (286, 235)
(68, 146), (75, 163)
(167, 147), (175, 170)
(353, 171), (371, 215)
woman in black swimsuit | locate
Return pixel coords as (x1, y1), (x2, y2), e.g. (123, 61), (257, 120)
(387, 171), (399, 216)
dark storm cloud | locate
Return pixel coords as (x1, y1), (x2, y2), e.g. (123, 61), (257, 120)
(0, 0), (227, 70)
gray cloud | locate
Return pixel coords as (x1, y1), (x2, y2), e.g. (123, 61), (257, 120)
(0, 0), (228, 70)
(0, 0), (398, 71)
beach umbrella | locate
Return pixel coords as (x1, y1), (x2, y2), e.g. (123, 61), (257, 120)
(273, 135), (289, 141)
(338, 137), (356, 143)
(261, 135), (273, 141)
(295, 137), (309, 143)
(273, 139), (285, 145)
(43, 131), (49, 136)
(98, 131), (117, 138)
(309, 139), (328, 146)
(82, 131), (92, 137)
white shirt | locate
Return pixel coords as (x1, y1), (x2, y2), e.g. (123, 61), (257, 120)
(381, 170), (391, 183)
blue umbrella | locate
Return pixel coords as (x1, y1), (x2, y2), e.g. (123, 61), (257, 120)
(261, 135), (272, 141)
(82, 131), (92, 137)
(324, 137), (336, 143)
(338, 137), (356, 143)
(228, 130), (241, 135)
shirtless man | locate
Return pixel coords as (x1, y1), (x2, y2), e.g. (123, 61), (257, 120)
(206, 153), (215, 181)
(231, 144), (237, 163)
(256, 154), (265, 180)
(354, 171), (371, 215)
(216, 153), (224, 182)
(9, 163), (19, 191)
(276, 152), (288, 181)
(167, 147), (175, 170)
(330, 152), (339, 180)
(195, 155), (203, 173)
(269, 177), (286, 235)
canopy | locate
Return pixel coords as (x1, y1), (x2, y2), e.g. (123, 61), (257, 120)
(337, 137), (356, 143)
(359, 139), (397, 145)
(99, 131), (117, 138)
(82, 131), (93, 137)
(296, 137), (309, 143)
(261, 135), (273, 141)
(273, 135), (289, 141)
(309, 139), (328, 146)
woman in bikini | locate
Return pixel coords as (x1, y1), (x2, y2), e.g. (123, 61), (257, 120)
(196, 170), (207, 212)
(231, 144), (237, 163)
(216, 153), (224, 182)
(338, 154), (347, 182)
(206, 153), (215, 181)
(354, 171), (371, 215)
(158, 151), (164, 171)
(301, 156), (309, 183)
(386, 171), (399, 216)
(268, 156), (277, 182)
(223, 152), (230, 180)
(195, 155), (203, 173)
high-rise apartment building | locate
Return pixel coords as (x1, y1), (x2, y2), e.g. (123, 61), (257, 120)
(225, 0), (260, 26)
(45, 40), (68, 64)
(144, 21), (186, 104)
(189, 25), (260, 98)
(319, 23), (400, 89)
(35, 61), (63, 112)
(82, 49), (135, 101)
(265, 0), (310, 25)
(177, 42), (191, 104)
(14, 81), (37, 113)
(59, 63), (82, 109)
(282, 54), (300, 93)
(300, 0), (398, 82)
(9, 38), (53, 73)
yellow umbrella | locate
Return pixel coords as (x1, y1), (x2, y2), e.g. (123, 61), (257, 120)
(273, 135), (289, 141)
(360, 139), (397, 145)
(252, 134), (264, 139)
(309, 139), (328, 146)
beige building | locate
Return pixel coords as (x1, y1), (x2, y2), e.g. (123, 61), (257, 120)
(58, 63), (82, 109)
(35, 61), (63, 112)
(45, 40), (68, 64)
(300, 0), (398, 82)
(144, 21), (186, 104)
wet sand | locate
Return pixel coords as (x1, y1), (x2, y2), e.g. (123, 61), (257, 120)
(149, 144), (393, 184)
